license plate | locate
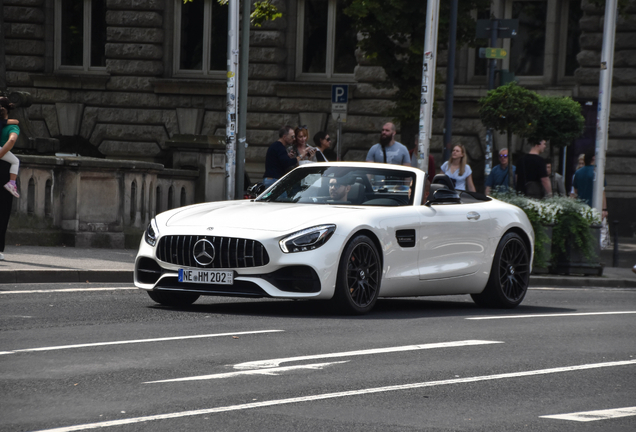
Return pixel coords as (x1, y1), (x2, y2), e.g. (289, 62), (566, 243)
(178, 269), (234, 285)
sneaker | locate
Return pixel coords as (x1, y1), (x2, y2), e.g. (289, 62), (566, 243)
(3, 182), (19, 198)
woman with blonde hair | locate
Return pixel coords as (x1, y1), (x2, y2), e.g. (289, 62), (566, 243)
(440, 144), (475, 191)
(288, 125), (316, 164)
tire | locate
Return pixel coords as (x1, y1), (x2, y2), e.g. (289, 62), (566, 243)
(147, 290), (200, 307)
(332, 234), (381, 314)
(471, 232), (530, 308)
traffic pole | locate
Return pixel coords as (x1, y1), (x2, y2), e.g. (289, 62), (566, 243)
(593, 0), (617, 213)
(225, 0), (239, 200)
(417, 0), (441, 172)
(235, 0), (250, 199)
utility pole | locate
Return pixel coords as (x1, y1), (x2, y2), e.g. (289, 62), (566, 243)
(442, 0), (458, 163)
(235, 0), (250, 199)
(417, 0), (441, 172)
(225, 0), (239, 200)
(593, 0), (617, 213)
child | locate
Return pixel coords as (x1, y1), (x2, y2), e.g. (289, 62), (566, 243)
(0, 97), (20, 198)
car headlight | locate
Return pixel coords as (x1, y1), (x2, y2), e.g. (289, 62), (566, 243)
(144, 219), (159, 246)
(279, 225), (336, 253)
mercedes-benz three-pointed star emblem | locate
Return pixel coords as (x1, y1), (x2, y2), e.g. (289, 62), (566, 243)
(193, 239), (215, 266)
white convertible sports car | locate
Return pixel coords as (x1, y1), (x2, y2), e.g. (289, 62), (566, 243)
(135, 162), (534, 314)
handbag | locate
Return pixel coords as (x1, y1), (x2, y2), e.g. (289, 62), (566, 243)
(600, 217), (611, 249)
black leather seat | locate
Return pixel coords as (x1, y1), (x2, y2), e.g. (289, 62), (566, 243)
(431, 174), (455, 191)
(348, 183), (366, 204)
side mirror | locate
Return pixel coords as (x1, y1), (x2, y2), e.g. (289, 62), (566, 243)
(426, 188), (461, 205)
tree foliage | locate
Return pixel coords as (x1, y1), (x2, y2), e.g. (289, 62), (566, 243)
(184, 0), (282, 27)
(343, 0), (491, 133)
(527, 96), (584, 149)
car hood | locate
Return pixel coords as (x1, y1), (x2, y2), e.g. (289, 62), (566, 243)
(165, 201), (362, 232)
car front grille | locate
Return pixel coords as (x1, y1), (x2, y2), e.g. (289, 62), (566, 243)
(156, 235), (270, 268)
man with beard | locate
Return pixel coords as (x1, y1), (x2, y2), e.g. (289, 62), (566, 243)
(328, 177), (353, 202)
(365, 122), (411, 166)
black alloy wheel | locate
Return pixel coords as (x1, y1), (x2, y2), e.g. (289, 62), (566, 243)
(333, 234), (381, 314)
(471, 232), (530, 308)
(147, 290), (200, 307)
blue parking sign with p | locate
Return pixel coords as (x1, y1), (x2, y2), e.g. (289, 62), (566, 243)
(332, 85), (348, 104)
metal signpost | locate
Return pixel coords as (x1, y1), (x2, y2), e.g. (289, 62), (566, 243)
(476, 19), (517, 178)
(331, 85), (348, 161)
(417, 0), (440, 172)
(225, 0), (239, 200)
(593, 0), (617, 213)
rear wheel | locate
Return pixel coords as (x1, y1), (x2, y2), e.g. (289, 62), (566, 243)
(332, 234), (381, 314)
(147, 290), (200, 307)
(471, 232), (529, 308)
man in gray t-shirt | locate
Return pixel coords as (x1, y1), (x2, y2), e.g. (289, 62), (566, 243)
(366, 122), (411, 166)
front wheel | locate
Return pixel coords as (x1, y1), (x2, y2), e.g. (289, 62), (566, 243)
(147, 290), (200, 307)
(471, 232), (530, 308)
(332, 234), (381, 314)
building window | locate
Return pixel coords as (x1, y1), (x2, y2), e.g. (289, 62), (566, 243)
(173, 0), (228, 77)
(296, 0), (357, 80)
(55, 0), (106, 72)
(562, 0), (582, 77)
(508, 0), (548, 77)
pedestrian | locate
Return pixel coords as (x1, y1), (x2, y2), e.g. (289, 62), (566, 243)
(570, 153), (585, 197)
(572, 152), (608, 219)
(440, 144), (475, 191)
(409, 135), (436, 182)
(289, 125), (316, 165)
(313, 131), (331, 162)
(0, 97), (21, 198)
(484, 148), (515, 195)
(365, 122), (411, 166)
(515, 139), (552, 199)
(263, 126), (308, 188)
(545, 159), (566, 197)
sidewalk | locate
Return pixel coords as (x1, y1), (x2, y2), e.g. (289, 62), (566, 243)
(0, 244), (635, 287)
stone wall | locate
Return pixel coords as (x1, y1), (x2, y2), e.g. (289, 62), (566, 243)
(575, 0), (636, 235)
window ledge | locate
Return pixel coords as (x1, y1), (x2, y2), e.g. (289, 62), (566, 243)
(30, 73), (111, 90)
(151, 79), (227, 95)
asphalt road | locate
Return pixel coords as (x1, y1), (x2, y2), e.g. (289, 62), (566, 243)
(1, 283), (635, 432)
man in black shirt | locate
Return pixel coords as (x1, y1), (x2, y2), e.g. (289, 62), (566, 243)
(263, 126), (305, 188)
(515, 140), (552, 199)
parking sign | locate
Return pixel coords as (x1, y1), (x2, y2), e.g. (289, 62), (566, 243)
(332, 85), (348, 104)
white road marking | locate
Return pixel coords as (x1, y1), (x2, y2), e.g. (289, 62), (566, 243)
(467, 311), (636, 320)
(233, 340), (502, 370)
(0, 330), (283, 356)
(32, 359), (636, 432)
(0, 287), (137, 294)
(145, 361), (350, 383)
(541, 406), (636, 422)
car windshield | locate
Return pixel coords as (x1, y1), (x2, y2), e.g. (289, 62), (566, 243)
(256, 166), (416, 206)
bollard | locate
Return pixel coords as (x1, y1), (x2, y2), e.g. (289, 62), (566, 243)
(612, 220), (619, 267)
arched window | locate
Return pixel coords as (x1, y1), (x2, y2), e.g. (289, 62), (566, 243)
(141, 181), (146, 223)
(168, 186), (174, 210)
(27, 178), (36, 215)
(130, 181), (137, 223)
(180, 187), (186, 207)
(45, 179), (52, 217)
(156, 186), (162, 215)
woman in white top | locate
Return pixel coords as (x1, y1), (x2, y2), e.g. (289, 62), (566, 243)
(440, 144), (475, 191)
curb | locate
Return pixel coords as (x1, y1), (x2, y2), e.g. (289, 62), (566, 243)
(530, 276), (636, 288)
(0, 270), (133, 284)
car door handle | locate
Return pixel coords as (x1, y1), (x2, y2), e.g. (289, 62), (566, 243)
(466, 211), (480, 220)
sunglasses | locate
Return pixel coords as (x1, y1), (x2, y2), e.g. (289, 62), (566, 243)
(329, 183), (344, 188)
(325, 137), (331, 142)
(298, 125), (307, 130)
(499, 154), (508, 158)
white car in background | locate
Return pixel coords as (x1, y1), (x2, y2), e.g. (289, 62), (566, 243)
(135, 162), (534, 314)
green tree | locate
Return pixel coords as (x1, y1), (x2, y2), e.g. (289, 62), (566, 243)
(184, 0), (281, 27)
(478, 82), (541, 189)
(343, 0), (491, 144)
(528, 96), (585, 159)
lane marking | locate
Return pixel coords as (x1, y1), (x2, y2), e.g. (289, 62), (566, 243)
(0, 330), (284, 356)
(33, 359), (636, 432)
(541, 406), (636, 422)
(0, 287), (137, 294)
(467, 311), (636, 320)
(145, 361), (350, 383)
(234, 340), (502, 370)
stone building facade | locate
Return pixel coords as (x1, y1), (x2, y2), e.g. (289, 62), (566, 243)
(2, 0), (636, 239)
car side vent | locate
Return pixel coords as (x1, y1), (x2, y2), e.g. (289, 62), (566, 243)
(396, 229), (416, 248)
